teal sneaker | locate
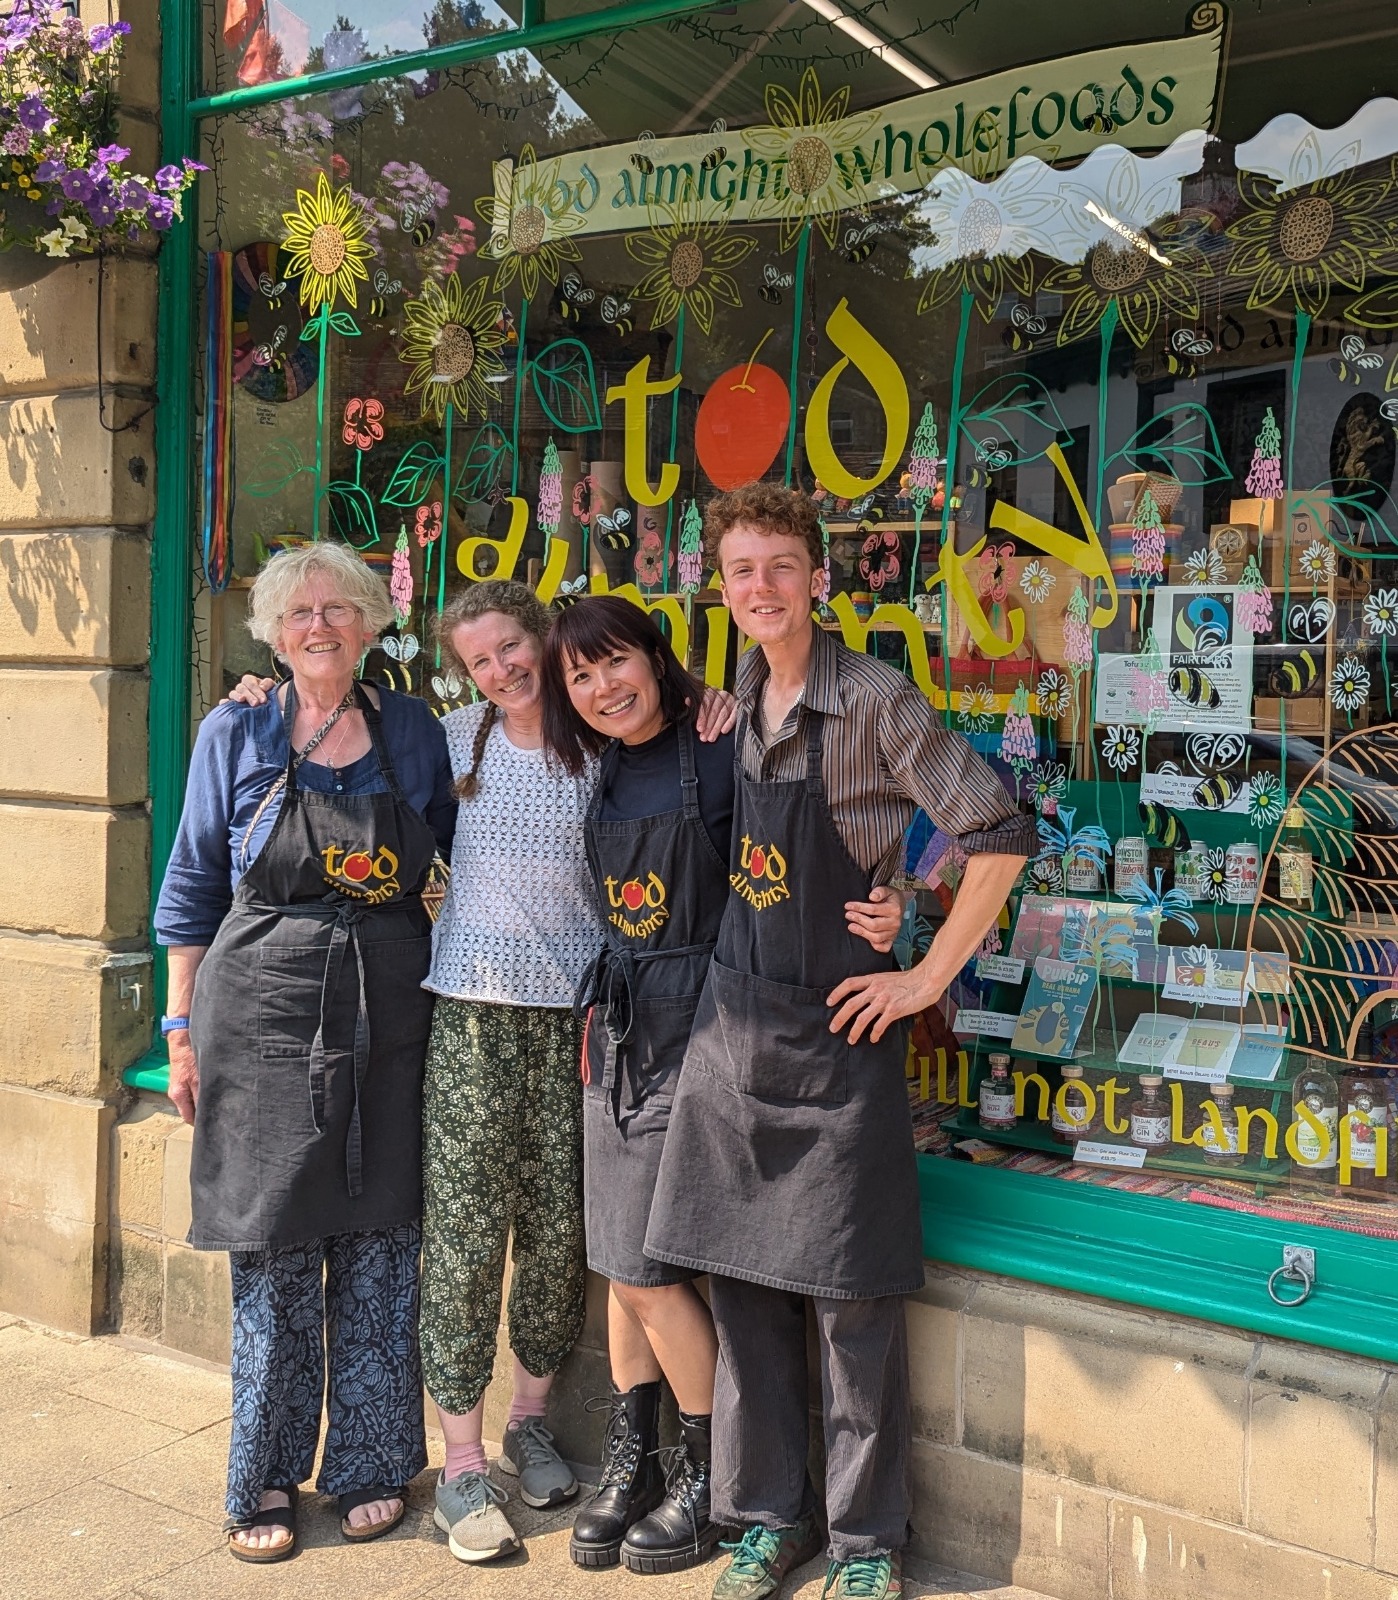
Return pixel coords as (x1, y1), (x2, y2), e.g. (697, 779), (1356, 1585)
(497, 1417), (578, 1508)
(711, 1516), (822, 1600)
(822, 1552), (903, 1598)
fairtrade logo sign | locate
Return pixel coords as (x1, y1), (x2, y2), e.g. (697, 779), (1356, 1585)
(730, 835), (791, 911)
(605, 871), (669, 938)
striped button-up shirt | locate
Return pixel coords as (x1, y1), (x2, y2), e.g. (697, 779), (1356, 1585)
(736, 626), (1038, 884)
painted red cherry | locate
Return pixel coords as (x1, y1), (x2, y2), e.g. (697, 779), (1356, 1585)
(749, 847), (766, 878)
(695, 333), (791, 491)
(621, 879), (645, 911)
(342, 852), (373, 882)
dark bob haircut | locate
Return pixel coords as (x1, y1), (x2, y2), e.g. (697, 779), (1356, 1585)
(541, 595), (704, 775)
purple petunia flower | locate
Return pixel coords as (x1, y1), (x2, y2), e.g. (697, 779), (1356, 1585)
(17, 96), (54, 133)
(88, 21), (131, 52)
(33, 159), (63, 183)
(153, 163), (182, 193)
(86, 193), (118, 226)
(182, 158), (208, 175)
(146, 194), (175, 230)
(93, 143), (130, 170)
(60, 169), (95, 202)
(119, 178), (150, 209)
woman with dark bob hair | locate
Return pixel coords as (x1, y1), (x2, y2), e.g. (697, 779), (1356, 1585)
(539, 596), (904, 1577)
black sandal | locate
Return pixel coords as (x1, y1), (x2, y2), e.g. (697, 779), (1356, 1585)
(338, 1485), (407, 1543)
(226, 1485), (299, 1564)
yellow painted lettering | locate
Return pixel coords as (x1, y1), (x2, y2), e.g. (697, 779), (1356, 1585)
(1169, 1081), (1200, 1146)
(1100, 1077), (1129, 1135)
(604, 358), (682, 505)
(937, 1048), (953, 1106)
(805, 298), (909, 498)
(535, 534), (571, 601)
(1014, 1069), (1050, 1121)
(457, 495), (529, 581)
(957, 1049), (976, 1109)
(1237, 1105), (1279, 1160)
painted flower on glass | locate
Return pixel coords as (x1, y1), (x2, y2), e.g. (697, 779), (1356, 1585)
(1175, 945), (1219, 990)
(341, 396), (383, 451)
(957, 684), (996, 736)
(415, 501), (443, 546)
(1247, 771), (1282, 828)
(634, 537), (667, 587)
(1027, 855), (1064, 896)
(745, 67), (879, 250)
(399, 272), (506, 423)
(1036, 667), (1071, 719)
(906, 166), (1041, 320)
(476, 143), (585, 300)
(1038, 216), (1210, 348)
(1298, 540), (1336, 584)
(1019, 560), (1055, 603)
(1365, 588), (1398, 637)
(1063, 588), (1093, 672)
(626, 205), (757, 334)
(1202, 846), (1229, 905)
(1331, 654), (1370, 713)
(1225, 166), (1393, 317)
(1028, 760), (1067, 814)
(1101, 725), (1140, 773)
(1183, 547), (1227, 585)
(281, 171), (374, 313)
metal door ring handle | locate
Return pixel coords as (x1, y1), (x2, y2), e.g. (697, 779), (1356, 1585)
(1267, 1263), (1314, 1307)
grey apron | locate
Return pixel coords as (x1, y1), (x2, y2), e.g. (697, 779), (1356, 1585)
(574, 721), (729, 1286)
(645, 710), (924, 1299)
(187, 683), (438, 1250)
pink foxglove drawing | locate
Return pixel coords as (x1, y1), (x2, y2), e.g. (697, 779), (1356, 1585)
(538, 438), (562, 539)
(390, 525), (413, 624)
(1130, 487), (1166, 587)
(1244, 406), (1283, 500)
(999, 682), (1037, 795)
(678, 499), (703, 594)
(1236, 555), (1273, 634)
(906, 403), (938, 603)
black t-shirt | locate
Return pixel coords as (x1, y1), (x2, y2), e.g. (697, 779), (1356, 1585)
(596, 723), (736, 861)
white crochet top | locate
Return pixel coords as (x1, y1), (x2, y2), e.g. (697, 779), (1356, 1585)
(425, 701), (602, 1008)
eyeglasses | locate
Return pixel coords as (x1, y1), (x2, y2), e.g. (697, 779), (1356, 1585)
(281, 602), (360, 631)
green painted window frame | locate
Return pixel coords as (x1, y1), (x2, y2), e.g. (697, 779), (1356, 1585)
(128, 0), (1398, 1361)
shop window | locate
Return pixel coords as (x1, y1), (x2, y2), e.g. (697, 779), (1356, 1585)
(192, 0), (1398, 1251)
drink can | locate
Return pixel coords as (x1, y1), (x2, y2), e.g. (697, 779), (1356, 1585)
(1176, 844), (1208, 900)
(1064, 851), (1103, 892)
(1113, 835), (1148, 896)
(1224, 842), (1260, 904)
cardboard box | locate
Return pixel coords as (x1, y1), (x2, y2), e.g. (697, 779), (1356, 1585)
(1252, 695), (1326, 733)
(1209, 522), (1258, 583)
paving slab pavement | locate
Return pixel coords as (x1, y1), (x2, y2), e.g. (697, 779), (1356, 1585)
(0, 1321), (1048, 1600)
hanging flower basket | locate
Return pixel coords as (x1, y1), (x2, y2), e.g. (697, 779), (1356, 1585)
(0, 1), (203, 278)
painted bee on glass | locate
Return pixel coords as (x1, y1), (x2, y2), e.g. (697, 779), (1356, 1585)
(1269, 647), (1321, 698)
(1161, 326), (1214, 377)
(1193, 773), (1241, 811)
(759, 262), (794, 305)
(595, 506), (632, 550)
(553, 573), (589, 608)
(700, 146), (727, 172)
(367, 268), (403, 319)
(1138, 801), (1190, 850)
(560, 272), (596, 323)
(1002, 302), (1047, 351)
(251, 324), (288, 367)
(600, 294), (634, 336)
(843, 221), (881, 263)
(974, 437), (1014, 472)
(257, 271), (288, 309)
(1082, 108), (1115, 135)
(629, 130), (665, 176)
(400, 203), (436, 246)
(1330, 333), (1384, 384)
(1168, 664), (1222, 709)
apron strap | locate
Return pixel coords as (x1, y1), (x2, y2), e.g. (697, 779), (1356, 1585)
(677, 719), (701, 821)
(804, 709), (825, 798)
(354, 682), (410, 805)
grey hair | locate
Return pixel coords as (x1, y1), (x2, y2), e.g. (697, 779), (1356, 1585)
(247, 543), (396, 648)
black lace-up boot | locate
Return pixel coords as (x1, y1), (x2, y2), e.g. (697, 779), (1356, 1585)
(568, 1381), (663, 1568)
(621, 1409), (719, 1573)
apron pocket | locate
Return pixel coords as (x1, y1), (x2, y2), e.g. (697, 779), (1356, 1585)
(587, 992), (698, 1103)
(364, 934), (435, 1053)
(258, 945), (332, 1060)
(706, 960), (849, 1106)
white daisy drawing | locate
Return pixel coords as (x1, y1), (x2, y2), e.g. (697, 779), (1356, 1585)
(1330, 654), (1370, 712)
(1183, 548), (1227, 585)
(1036, 667), (1071, 719)
(1101, 724), (1141, 772)
(1028, 760), (1067, 814)
(1364, 589), (1398, 637)
(1027, 855), (1064, 896)
(1020, 560), (1056, 603)
(957, 684), (996, 736)
(1247, 771), (1283, 828)
(1202, 847), (1229, 904)
(1298, 540), (1336, 584)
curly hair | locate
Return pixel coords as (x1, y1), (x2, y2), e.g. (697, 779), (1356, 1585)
(703, 481), (822, 571)
(247, 543), (395, 649)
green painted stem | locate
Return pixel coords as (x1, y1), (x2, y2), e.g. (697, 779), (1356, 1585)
(1092, 299), (1119, 532)
(1280, 310), (1312, 804)
(313, 309), (329, 536)
(437, 404), (452, 663)
(936, 290), (975, 725)
(783, 224), (811, 486)
(510, 297), (529, 495)
(662, 306), (685, 584)
(191, 0), (766, 116)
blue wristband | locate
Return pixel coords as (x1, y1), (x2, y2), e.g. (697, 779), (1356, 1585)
(160, 1016), (191, 1036)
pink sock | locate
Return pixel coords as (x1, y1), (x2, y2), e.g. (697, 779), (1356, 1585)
(508, 1396), (547, 1428)
(443, 1441), (488, 1479)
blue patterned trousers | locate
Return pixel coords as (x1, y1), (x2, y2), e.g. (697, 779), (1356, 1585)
(226, 1224), (427, 1519)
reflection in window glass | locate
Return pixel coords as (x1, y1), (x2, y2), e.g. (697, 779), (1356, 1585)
(193, 0), (1398, 1236)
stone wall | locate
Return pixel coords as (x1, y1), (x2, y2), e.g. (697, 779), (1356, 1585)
(0, 1), (160, 1335)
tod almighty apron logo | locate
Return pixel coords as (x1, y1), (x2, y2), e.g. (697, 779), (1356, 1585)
(604, 871), (669, 939)
(319, 843), (401, 903)
(730, 835), (791, 912)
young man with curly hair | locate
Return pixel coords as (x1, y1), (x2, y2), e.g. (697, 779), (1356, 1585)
(645, 482), (1035, 1600)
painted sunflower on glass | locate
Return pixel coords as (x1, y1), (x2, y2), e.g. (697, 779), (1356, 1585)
(399, 273), (507, 423)
(745, 67), (879, 250)
(1225, 166), (1393, 317)
(281, 171), (374, 313)
(476, 143), (585, 301)
(626, 204), (757, 335)
(1038, 218), (1209, 348)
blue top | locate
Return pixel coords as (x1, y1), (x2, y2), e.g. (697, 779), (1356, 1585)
(154, 686), (457, 946)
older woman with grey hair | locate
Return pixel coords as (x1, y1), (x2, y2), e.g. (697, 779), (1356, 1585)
(155, 542), (456, 1563)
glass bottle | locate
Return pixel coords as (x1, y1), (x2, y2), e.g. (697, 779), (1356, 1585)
(1277, 806), (1314, 909)
(1199, 1083), (1243, 1167)
(1290, 1056), (1339, 1191)
(1129, 1074), (1172, 1152)
(1340, 1069), (1388, 1194)
(979, 1052), (1018, 1131)
(1052, 1064), (1093, 1143)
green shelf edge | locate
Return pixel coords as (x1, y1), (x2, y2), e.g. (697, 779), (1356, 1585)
(918, 1153), (1398, 1364)
(123, 1044), (170, 1096)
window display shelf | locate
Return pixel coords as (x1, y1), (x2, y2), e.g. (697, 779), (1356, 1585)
(958, 1031), (1299, 1090)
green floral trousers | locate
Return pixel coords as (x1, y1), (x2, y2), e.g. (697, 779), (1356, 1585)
(420, 997), (586, 1415)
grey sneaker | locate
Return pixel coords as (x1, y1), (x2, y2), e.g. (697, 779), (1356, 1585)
(498, 1417), (579, 1508)
(433, 1469), (520, 1563)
